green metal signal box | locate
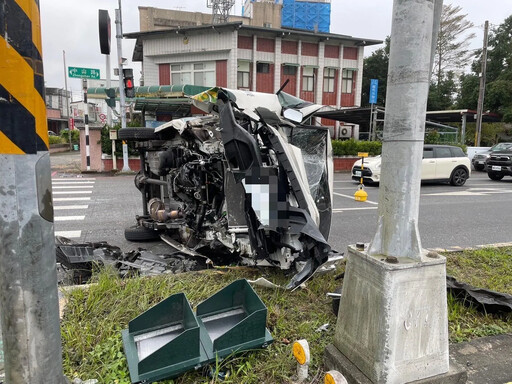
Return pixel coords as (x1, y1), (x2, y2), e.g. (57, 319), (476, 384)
(122, 279), (273, 383)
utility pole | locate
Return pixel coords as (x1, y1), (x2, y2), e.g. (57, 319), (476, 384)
(328, 2), (455, 383)
(116, 0), (131, 171)
(475, 20), (489, 147)
(0, 2), (66, 383)
(63, 50), (72, 151)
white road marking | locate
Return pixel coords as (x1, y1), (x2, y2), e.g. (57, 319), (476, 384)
(54, 230), (81, 238)
(53, 191), (93, 195)
(332, 207), (378, 212)
(54, 216), (85, 221)
(52, 181), (95, 184)
(53, 197), (91, 201)
(52, 177), (96, 181)
(53, 205), (89, 210)
(422, 187), (512, 196)
(333, 191), (379, 205)
(52, 185), (94, 189)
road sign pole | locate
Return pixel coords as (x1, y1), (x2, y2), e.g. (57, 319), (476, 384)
(116, 5), (131, 172)
(83, 79), (91, 171)
(0, 3), (66, 383)
(63, 50), (72, 151)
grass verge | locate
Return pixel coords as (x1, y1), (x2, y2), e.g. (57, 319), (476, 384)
(61, 247), (512, 383)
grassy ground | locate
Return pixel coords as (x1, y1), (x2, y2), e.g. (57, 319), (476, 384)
(445, 247), (512, 342)
(61, 247), (512, 383)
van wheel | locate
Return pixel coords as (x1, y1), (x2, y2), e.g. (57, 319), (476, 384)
(118, 127), (157, 141)
(450, 167), (468, 186)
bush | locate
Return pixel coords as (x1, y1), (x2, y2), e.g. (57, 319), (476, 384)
(331, 139), (382, 156)
(49, 136), (62, 145)
(100, 122), (140, 157)
(60, 129), (79, 144)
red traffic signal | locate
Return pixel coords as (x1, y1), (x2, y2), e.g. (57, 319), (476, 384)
(123, 68), (135, 98)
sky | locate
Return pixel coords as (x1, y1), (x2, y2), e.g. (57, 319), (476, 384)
(40, 0), (512, 100)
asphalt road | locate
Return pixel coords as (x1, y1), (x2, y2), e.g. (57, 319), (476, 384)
(50, 153), (512, 255)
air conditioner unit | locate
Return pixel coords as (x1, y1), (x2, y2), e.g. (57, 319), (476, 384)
(339, 125), (352, 138)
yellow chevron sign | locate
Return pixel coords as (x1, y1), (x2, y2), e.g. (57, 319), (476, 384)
(0, 0), (48, 155)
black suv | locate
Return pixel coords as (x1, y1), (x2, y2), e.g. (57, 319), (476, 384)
(486, 148), (512, 180)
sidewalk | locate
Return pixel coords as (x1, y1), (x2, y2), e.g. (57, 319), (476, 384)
(50, 150), (81, 174)
(450, 334), (512, 384)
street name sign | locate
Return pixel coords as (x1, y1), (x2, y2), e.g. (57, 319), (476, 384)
(68, 67), (100, 79)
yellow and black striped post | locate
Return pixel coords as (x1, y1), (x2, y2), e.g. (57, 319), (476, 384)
(0, 1), (66, 382)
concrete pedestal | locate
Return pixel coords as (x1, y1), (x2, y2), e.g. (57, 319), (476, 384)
(332, 245), (449, 384)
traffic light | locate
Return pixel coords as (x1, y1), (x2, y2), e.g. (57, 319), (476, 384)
(105, 88), (116, 108)
(123, 68), (135, 98)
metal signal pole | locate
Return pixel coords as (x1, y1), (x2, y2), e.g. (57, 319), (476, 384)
(0, 2), (66, 383)
(475, 20), (489, 147)
(116, 0), (131, 171)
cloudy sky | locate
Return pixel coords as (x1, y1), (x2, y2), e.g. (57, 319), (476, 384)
(40, 0), (512, 100)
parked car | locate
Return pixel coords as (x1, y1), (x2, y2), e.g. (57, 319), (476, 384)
(472, 143), (512, 171)
(48, 130), (58, 136)
(118, 88), (338, 289)
(486, 147), (512, 181)
(351, 144), (471, 186)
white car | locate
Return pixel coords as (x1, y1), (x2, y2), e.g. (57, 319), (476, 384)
(351, 144), (471, 186)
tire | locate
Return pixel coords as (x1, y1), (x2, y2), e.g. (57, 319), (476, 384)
(118, 127), (157, 141)
(124, 225), (160, 241)
(450, 167), (468, 186)
(473, 164), (485, 172)
(488, 171), (504, 181)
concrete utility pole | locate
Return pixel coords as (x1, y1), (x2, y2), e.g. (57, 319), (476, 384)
(0, 2), (66, 383)
(475, 20), (489, 147)
(116, 1), (131, 171)
(326, 2), (464, 384)
(63, 50), (72, 151)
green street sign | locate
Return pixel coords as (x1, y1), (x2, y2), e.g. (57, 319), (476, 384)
(68, 66), (100, 79)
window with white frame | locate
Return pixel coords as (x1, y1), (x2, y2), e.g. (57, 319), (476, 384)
(170, 62), (215, 87)
(342, 69), (355, 93)
(283, 65), (297, 76)
(323, 68), (336, 93)
(302, 67), (315, 92)
(237, 61), (250, 89)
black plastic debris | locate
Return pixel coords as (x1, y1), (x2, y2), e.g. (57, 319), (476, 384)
(55, 237), (205, 285)
(446, 275), (512, 314)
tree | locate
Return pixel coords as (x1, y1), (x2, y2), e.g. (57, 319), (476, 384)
(361, 37), (390, 107)
(456, 73), (479, 109)
(428, 70), (457, 110)
(433, 4), (476, 84)
(481, 16), (512, 122)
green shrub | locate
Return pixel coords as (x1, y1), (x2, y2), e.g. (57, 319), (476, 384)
(331, 139), (382, 156)
(100, 122), (140, 157)
(49, 136), (62, 145)
(60, 129), (79, 144)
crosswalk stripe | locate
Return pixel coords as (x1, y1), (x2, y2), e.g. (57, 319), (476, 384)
(54, 216), (85, 221)
(52, 185), (94, 189)
(52, 181), (95, 184)
(53, 205), (88, 210)
(53, 191), (92, 195)
(52, 177), (96, 181)
(53, 197), (91, 201)
(54, 230), (81, 238)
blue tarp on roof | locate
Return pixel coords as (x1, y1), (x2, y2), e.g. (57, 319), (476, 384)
(281, 0), (330, 33)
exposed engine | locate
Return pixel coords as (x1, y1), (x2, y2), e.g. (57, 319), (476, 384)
(125, 88), (338, 289)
